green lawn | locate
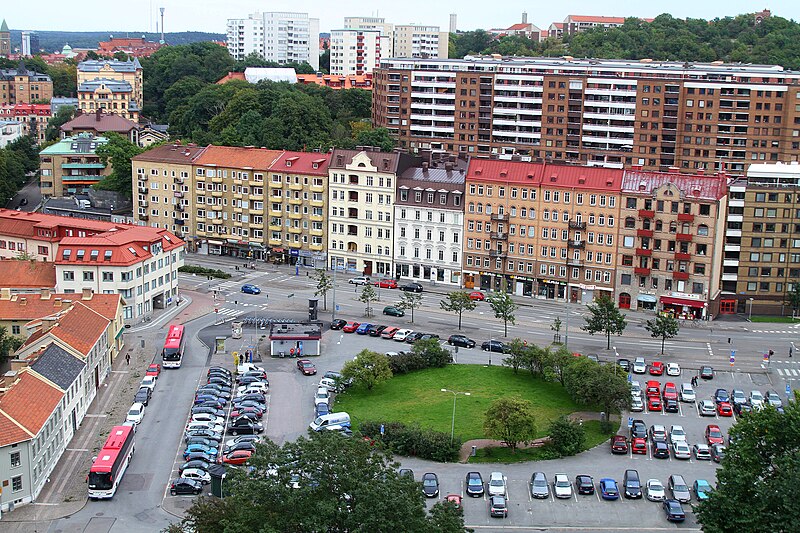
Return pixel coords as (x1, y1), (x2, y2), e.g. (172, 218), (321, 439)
(334, 364), (598, 441)
(750, 316), (799, 323)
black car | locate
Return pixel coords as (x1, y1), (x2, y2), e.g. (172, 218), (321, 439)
(207, 376), (233, 387)
(208, 366), (231, 376)
(225, 441), (257, 454)
(481, 340), (508, 353)
(663, 499), (686, 522)
(197, 387), (231, 400)
(134, 387), (152, 406)
(170, 477), (203, 496)
(180, 459), (211, 473)
(207, 368), (232, 378)
(237, 375), (267, 387)
(184, 429), (222, 443)
(700, 366), (714, 380)
(733, 402), (752, 416)
(714, 388), (730, 404)
(418, 334), (440, 342)
(330, 319), (347, 330)
(398, 468), (414, 478)
(232, 399), (266, 411)
(240, 370), (268, 381)
(575, 475), (594, 495)
(448, 334), (476, 348)
(664, 399), (679, 413)
(422, 472), (439, 497)
(623, 469), (642, 499)
(630, 420), (647, 439)
(228, 418), (264, 435)
(405, 332), (425, 344)
(234, 393), (267, 404)
(617, 358), (631, 372)
(185, 436), (220, 448)
(195, 399), (226, 410)
(195, 394), (227, 406)
(399, 282), (423, 293)
(231, 411), (259, 423)
(368, 325), (388, 337)
(191, 406), (226, 418)
(183, 451), (214, 464)
(653, 441), (670, 459)
(465, 471), (484, 497)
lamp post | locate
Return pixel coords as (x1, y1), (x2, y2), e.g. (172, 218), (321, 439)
(748, 298), (754, 321)
(441, 388), (471, 443)
(613, 346), (619, 376)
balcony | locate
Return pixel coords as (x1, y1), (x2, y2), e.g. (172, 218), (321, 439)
(176, 204), (185, 212)
(138, 187), (147, 194)
(490, 213), (508, 222)
(489, 250), (507, 258)
(635, 248), (652, 256)
(490, 232), (508, 240)
(210, 204), (223, 211)
(140, 200), (148, 208)
(310, 184), (325, 193)
(567, 259), (583, 267)
(568, 221), (587, 230)
(674, 252), (691, 261)
(633, 267), (650, 276)
(676, 233), (693, 242)
(288, 226), (302, 234)
(672, 271), (690, 281)
(268, 238), (282, 246)
(310, 242), (324, 251)
(288, 182), (303, 191)
(174, 177), (184, 184)
(211, 176), (223, 184)
(568, 240), (585, 249)
(638, 209), (655, 218)
(174, 191), (183, 198)
(269, 223), (282, 231)
(211, 190), (223, 198)
(137, 174), (148, 182)
(637, 229), (654, 238)
(174, 217), (184, 226)
(677, 213), (694, 222)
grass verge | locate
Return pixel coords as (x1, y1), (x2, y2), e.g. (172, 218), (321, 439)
(749, 316), (798, 323)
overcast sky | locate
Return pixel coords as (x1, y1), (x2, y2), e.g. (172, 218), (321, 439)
(3, 1), (799, 34)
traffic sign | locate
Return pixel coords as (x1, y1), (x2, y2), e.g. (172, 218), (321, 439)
(627, 374), (632, 383)
(627, 417), (633, 428)
(335, 304), (340, 311)
(763, 352), (770, 362)
(787, 384), (792, 395)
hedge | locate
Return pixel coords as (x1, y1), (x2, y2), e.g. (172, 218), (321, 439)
(178, 265), (232, 279)
(360, 420), (461, 462)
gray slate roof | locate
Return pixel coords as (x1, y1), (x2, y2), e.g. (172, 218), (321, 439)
(77, 59), (141, 72)
(30, 343), (85, 391)
(78, 78), (133, 93)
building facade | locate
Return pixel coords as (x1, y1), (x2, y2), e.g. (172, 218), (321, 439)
(328, 149), (419, 275)
(373, 56), (800, 173)
(463, 160), (622, 300)
(0, 104), (51, 143)
(76, 59), (143, 122)
(60, 110), (140, 145)
(343, 16), (395, 57)
(394, 154), (465, 286)
(0, 19), (9, 57)
(615, 169), (727, 318)
(0, 120), (22, 147)
(39, 133), (110, 197)
(329, 29), (383, 76)
(0, 62), (52, 106)
(226, 12), (320, 71)
(392, 25), (448, 59)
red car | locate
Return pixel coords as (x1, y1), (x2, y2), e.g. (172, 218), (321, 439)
(296, 359), (317, 375)
(610, 435), (628, 454)
(705, 424), (724, 445)
(146, 363), (161, 378)
(342, 321), (360, 333)
(220, 450), (252, 465)
(381, 327), (399, 339)
(645, 380), (661, 398)
(717, 402), (733, 417)
(230, 406), (264, 419)
(649, 361), (664, 375)
(631, 437), (648, 455)
(445, 494), (463, 508)
(662, 382), (678, 401)
(374, 279), (398, 289)
(648, 396), (662, 412)
(468, 291), (486, 301)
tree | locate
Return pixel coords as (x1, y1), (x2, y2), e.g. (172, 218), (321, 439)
(410, 338), (452, 368)
(439, 291), (476, 330)
(486, 287), (518, 337)
(319, 48), (330, 73)
(483, 396), (537, 453)
(397, 291), (422, 323)
(565, 362), (630, 428)
(45, 107), (75, 142)
(644, 314), (680, 354)
(358, 284), (378, 317)
(788, 280), (800, 316)
(94, 133), (144, 198)
(581, 294), (627, 349)
(695, 393), (800, 533)
(354, 126), (395, 152)
(548, 416), (585, 457)
(168, 430), (466, 533)
(341, 349), (392, 390)
(502, 338), (528, 374)
(312, 269), (333, 310)
(551, 317), (563, 344)
(0, 326), (23, 363)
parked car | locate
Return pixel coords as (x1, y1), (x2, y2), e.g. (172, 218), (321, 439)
(649, 424), (668, 443)
(448, 334), (476, 348)
(241, 284), (261, 294)
(623, 469), (642, 499)
(404, 332), (425, 344)
(749, 390), (765, 409)
(664, 398), (679, 413)
(631, 396), (644, 412)
(330, 319), (347, 330)
(399, 282), (423, 293)
(646, 479), (666, 501)
(666, 362), (681, 376)
(617, 358), (631, 372)
(348, 276), (370, 286)
(649, 361), (665, 375)
(716, 401), (733, 417)
(694, 479), (713, 501)
(714, 388), (730, 404)
(398, 468), (413, 478)
(647, 396), (662, 412)
(662, 383), (678, 401)
(631, 437), (647, 455)
(653, 441), (670, 459)
(368, 325), (388, 337)
(553, 473), (573, 499)
(530, 472), (549, 499)
(489, 495), (508, 518)
(673, 441), (691, 460)
(374, 279), (397, 289)
(224, 435), (260, 451)
(445, 494), (462, 508)
(140, 375), (157, 392)
(134, 387), (152, 406)
(227, 418), (264, 435)
(468, 291), (486, 301)
(146, 363), (161, 378)
(706, 424), (725, 445)
(679, 383), (696, 402)
(488, 471), (507, 497)
(184, 429), (222, 443)
(296, 359), (317, 375)
(180, 468), (211, 485)
(465, 471), (484, 497)
(382, 306), (405, 317)
(126, 402), (146, 426)
(632, 357), (647, 374)
(180, 459), (211, 473)
(315, 402), (329, 417)
(698, 400), (717, 416)
(693, 443), (712, 461)
(422, 473), (439, 497)
(183, 444), (218, 459)
(700, 366), (714, 380)
(225, 441), (257, 454)
(381, 327), (399, 339)
(393, 329), (414, 342)
(342, 321), (360, 333)
(766, 390), (783, 408)
(611, 435), (629, 454)
(183, 451), (214, 464)
(630, 380), (642, 399)
(730, 389), (747, 405)
(481, 340), (508, 353)
(599, 478), (619, 500)
(711, 443), (726, 462)
(185, 436), (220, 449)
(356, 323), (373, 335)
(631, 420), (647, 439)
(220, 450), (252, 465)
(575, 475), (594, 495)
(668, 475), (691, 503)
(170, 477), (203, 495)
(663, 499), (686, 522)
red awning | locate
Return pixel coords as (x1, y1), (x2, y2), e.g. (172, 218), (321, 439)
(660, 296), (704, 308)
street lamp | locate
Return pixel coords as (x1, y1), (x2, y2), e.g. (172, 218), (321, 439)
(613, 346), (619, 376)
(748, 298), (754, 321)
(441, 388), (471, 443)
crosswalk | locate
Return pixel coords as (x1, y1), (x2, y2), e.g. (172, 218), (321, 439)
(750, 329), (799, 334)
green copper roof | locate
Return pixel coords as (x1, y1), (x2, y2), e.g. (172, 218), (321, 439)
(1, 20), (8, 32)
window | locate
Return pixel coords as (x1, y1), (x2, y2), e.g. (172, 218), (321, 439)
(63, 271), (74, 281)
(10, 451), (21, 468)
(83, 271), (94, 281)
(102, 272), (113, 282)
(12, 475), (22, 492)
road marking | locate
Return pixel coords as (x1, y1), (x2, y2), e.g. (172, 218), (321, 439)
(65, 448), (89, 452)
(83, 414), (107, 418)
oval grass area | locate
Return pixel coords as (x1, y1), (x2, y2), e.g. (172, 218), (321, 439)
(334, 364), (597, 441)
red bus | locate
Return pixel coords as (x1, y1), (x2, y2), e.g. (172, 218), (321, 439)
(88, 425), (135, 499)
(162, 324), (185, 368)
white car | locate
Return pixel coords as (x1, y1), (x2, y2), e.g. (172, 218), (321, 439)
(126, 402), (146, 426)
(348, 276), (370, 285)
(673, 440), (691, 460)
(180, 467), (211, 485)
(140, 376), (157, 392)
(553, 473), (572, 499)
(631, 396), (644, 412)
(669, 425), (687, 445)
(237, 362), (265, 374)
(666, 362), (681, 376)
(679, 383), (696, 402)
(186, 421), (224, 434)
(488, 471), (507, 497)
(393, 329), (414, 342)
(314, 387), (330, 406)
(646, 479), (665, 501)
(699, 399), (717, 416)
(750, 390), (765, 409)
(630, 380), (642, 399)
(237, 382), (268, 395)
(632, 357), (647, 374)
(191, 413), (225, 426)
(765, 390), (782, 408)
(318, 378), (339, 392)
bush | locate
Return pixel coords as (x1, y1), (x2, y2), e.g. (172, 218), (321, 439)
(388, 339), (453, 376)
(178, 265), (231, 279)
(548, 415), (585, 457)
(361, 420), (461, 462)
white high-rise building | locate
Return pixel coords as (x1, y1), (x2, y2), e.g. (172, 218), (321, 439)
(343, 16), (395, 57)
(226, 11), (320, 71)
(393, 25), (448, 59)
(329, 29), (383, 76)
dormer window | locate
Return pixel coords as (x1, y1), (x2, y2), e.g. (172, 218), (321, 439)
(76, 249), (85, 259)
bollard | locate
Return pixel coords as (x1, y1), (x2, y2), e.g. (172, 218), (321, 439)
(471, 446), (477, 457)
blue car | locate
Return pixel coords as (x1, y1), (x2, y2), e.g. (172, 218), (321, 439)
(183, 443), (218, 459)
(600, 478), (619, 500)
(315, 402), (329, 417)
(693, 479), (712, 501)
(194, 394), (226, 406)
(356, 323), (373, 335)
(241, 284), (261, 295)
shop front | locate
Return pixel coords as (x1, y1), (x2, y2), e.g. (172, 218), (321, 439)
(298, 250), (325, 268)
(512, 276), (535, 297)
(637, 293), (658, 311)
(660, 295), (706, 320)
(538, 278), (566, 300)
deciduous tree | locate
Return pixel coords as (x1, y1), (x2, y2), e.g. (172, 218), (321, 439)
(483, 396), (537, 453)
(358, 284), (378, 317)
(341, 349), (392, 390)
(312, 269), (333, 310)
(94, 133), (144, 198)
(487, 287), (518, 337)
(581, 294), (627, 349)
(439, 291), (476, 330)
(548, 416), (585, 457)
(397, 291), (423, 323)
(644, 314), (680, 354)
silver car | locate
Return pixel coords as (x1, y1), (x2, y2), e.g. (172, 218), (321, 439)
(632, 357), (647, 374)
(730, 389), (747, 405)
(530, 471), (549, 499)
(698, 400), (716, 416)
(765, 390), (783, 408)
(646, 479), (665, 501)
(669, 474), (691, 503)
(679, 383), (696, 402)
(673, 441), (691, 460)
(750, 390), (765, 409)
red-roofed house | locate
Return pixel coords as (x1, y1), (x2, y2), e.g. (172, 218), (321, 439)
(0, 103), (51, 143)
(0, 260), (56, 293)
(463, 159), (623, 301)
(615, 168), (727, 318)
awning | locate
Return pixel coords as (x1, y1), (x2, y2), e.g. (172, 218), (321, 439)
(660, 296), (704, 308)
(637, 294), (658, 303)
(207, 239), (224, 245)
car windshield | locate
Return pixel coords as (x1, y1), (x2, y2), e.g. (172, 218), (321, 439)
(675, 483), (688, 492)
(423, 478), (436, 487)
(468, 478), (481, 485)
(556, 480), (570, 487)
(534, 478), (546, 486)
(490, 478), (503, 486)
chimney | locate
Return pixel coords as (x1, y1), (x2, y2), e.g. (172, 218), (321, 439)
(54, 298), (62, 308)
(445, 162), (454, 171)
(422, 161), (429, 171)
(10, 358), (29, 373)
(40, 288), (51, 300)
(0, 288), (11, 300)
(19, 297), (27, 306)
(0, 370), (19, 393)
(522, 11), (528, 24)
(82, 288), (93, 300)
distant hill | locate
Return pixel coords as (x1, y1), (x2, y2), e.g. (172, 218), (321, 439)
(7, 30), (225, 53)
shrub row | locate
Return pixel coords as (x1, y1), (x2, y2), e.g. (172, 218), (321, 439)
(178, 265), (232, 279)
(387, 340), (452, 376)
(361, 420), (461, 463)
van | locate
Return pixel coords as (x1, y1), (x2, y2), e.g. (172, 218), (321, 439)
(309, 412), (351, 431)
(623, 469), (641, 499)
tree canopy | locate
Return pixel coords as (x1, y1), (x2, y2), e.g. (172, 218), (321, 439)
(581, 294), (627, 349)
(0, 136), (40, 206)
(94, 133), (144, 199)
(644, 314), (680, 354)
(483, 396), (537, 453)
(341, 349), (393, 390)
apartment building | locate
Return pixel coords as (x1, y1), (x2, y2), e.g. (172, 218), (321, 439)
(0, 119), (22, 147)
(561, 15), (653, 36)
(61, 110), (140, 145)
(394, 153), (466, 286)
(267, 151), (330, 267)
(328, 148), (420, 275)
(615, 169), (727, 318)
(0, 104), (51, 143)
(343, 16), (395, 57)
(39, 133), (110, 197)
(392, 25), (448, 59)
(372, 56), (800, 173)
(329, 29), (383, 76)
(76, 59), (143, 122)
(721, 161), (800, 316)
(0, 62), (52, 106)
(226, 12), (320, 71)
(463, 159), (622, 300)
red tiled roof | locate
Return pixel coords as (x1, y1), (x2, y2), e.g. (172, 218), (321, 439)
(216, 71), (247, 84)
(0, 260), (56, 288)
(19, 301), (110, 357)
(621, 170), (727, 200)
(132, 143), (207, 164)
(193, 146), (284, 171)
(0, 292), (120, 321)
(0, 411), (32, 447)
(0, 370), (63, 445)
(296, 74), (373, 89)
(568, 15), (627, 24)
(507, 23), (532, 31)
(0, 209), (121, 240)
(56, 226), (183, 267)
(466, 159), (624, 191)
(550, 23), (564, 29)
(270, 151), (331, 176)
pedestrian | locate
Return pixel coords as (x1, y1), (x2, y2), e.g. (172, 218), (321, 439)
(125, 353), (130, 365)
